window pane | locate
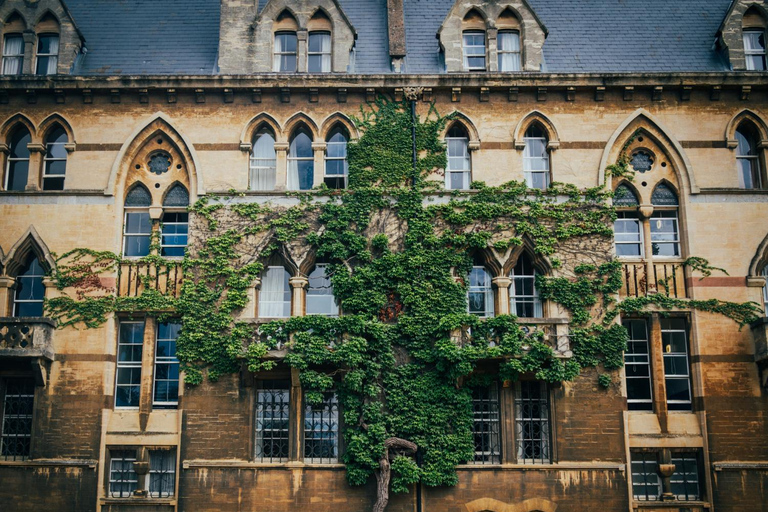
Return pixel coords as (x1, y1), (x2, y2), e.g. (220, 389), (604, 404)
(149, 449), (176, 498)
(307, 264), (339, 316)
(255, 381), (291, 462)
(154, 321), (180, 407)
(624, 319), (653, 411)
(260, 266), (291, 318)
(109, 450), (138, 498)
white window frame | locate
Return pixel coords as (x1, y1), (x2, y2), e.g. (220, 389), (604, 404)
(744, 29), (767, 71)
(510, 260), (543, 318)
(115, 321), (144, 409)
(109, 449), (138, 498)
(2, 34), (23, 76)
(42, 130), (67, 190)
(250, 130), (277, 191)
(122, 209), (152, 258)
(660, 318), (692, 411)
(5, 128), (31, 191)
(467, 266), (494, 318)
(523, 133), (550, 190)
(462, 30), (487, 71)
(324, 132), (348, 189)
(308, 31), (331, 73)
(615, 212), (645, 259)
(259, 266), (291, 318)
(445, 134), (471, 190)
(159, 210), (188, 258)
(153, 322), (180, 408)
(273, 31), (298, 72)
(497, 30), (521, 72)
(34, 33), (59, 76)
(623, 319), (653, 411)
(736, 127), (762, 189)
(307, 263), (339, 317)
(649, 210), (681, 258)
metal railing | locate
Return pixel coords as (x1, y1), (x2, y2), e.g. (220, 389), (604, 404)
(621, 262), (687, 299)
(116, 262), (183, 298)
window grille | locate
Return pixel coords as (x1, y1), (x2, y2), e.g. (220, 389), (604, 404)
(273, 32), (297, 72)
(109, 450), (138, 497)
(324, 128), (348, 189)
(515, 381), (550, 463)
(255, 380), (291, 462)
(471, 383), (501, 464)
(462, 31), (486, 70)
(510, 253), (542, 318)
(251, 129), (277, 190)
(650, 183), (678, 206)
(5, 125), (31, 191)
(2, 34), (23, 75)
(736, 124), (762, 189)
(308, 32), (331, 73)
(744, 29), (767, 71)
(116, 321), (144, 408)
(497, 30), (521, 71)
(670, 453), (701, 501)
(43, 126), (68, 190)
(153, 322), (180, 408)
(1, 378), (35, 460)
(304, 392), (339, 463)
(523, 125), (549, 189)
(307, 264), (339, 316)
(35, 34), (59, 75)
(148, 449), (176, 498)
(631, 452), (661, 501)
(467, 266), (494, 317)
(632, 451), (701, 501)
(661, 318), (692, 411)
(13, 256), (45, 317)
(615, 212), (644, 258)
(446, 125), (470, 190)
(623, 319), (653, 411)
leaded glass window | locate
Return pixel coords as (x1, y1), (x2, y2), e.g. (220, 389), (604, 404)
(510, 253), (542, 318)
(307, 264), (339, 317)
(623, 319), (653, 411)
(523, 124), (550, 190)
(1, 378), (35, 460)
(515, 381), (550, 463)
(661, 318), (692, 411)
(109, 450), (138, 497)
(651, 183), (678, 206)
(446, 124), (470, 190)
(463, 31), (486, 70)
(471, 383), (501, 464)
(5, 125), (31, 191)
(43, 126), (68, 190)
(614, 184), (640, 207)
(467, 266), (494, 317)
(148, 449), (176, 498)
(13, 255), (45, 317)
(631, 151), (654, 173)
(255, 380), (290, 462)
(116, 321), (144, 408)
(736, 124), (762, 189)
(153, 322), (180, 408)
(304, 392), (339, 463)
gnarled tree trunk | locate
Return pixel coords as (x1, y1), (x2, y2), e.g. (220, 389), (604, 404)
(373, 437), (417, 512)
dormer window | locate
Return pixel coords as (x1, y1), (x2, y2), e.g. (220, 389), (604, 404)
(498, 30), (521, 71)
(308, 32), (331, 73)
(2, 34), (23, 75)
(463, 31), (486, 71)
(35, 34), (59, 75)
(273, 32), (298, 72)
(745, 29), (767, 70)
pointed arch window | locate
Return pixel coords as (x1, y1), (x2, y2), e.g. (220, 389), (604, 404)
(35, 34), (59, 75)
(5, 126), (31, 191)
(13, 255), (45, 317)
(510, 253), (542, 318)
(307, 263), (338, 316)
(762, 265), (768, 314)
(161, 185), (189, 257)
(288, 128), (314, 191)
(446, 124), (470, 190)
(523, 124), (550, 190)
(308, 31), (331, 73)
(650, 184), (681, 257)
(463, 31), (486, 71)
(497, 31), (521, 71)
(43, 125), (68, 190)
(260, 265), (291, 318)
(614, 184), (643, 258)
(736, 123), (763, 189)
(2, 34), (23, 75)
(325, 126), (348, 189)
(467, 265), (494, 317)
(250, 127), (277, 191)
(123, 184), (152, 257)
(274, 31), (298, 72)
(744, 29), (767, 71)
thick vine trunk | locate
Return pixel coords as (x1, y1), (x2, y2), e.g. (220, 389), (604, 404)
(372, 437), (417, 512)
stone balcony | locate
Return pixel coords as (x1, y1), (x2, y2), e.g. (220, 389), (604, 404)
(620, 261), (687, 299)
(0, 317), (55, 362)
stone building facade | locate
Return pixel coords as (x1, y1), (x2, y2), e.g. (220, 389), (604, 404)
(0, 1), (767, 511)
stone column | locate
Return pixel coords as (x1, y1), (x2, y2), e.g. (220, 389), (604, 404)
(26, 143), (45, 191)
(312, 142), (327, 189)
(297, 30), (308, 73)
(487, 27), (498, 72)
(289, 276), (308, 317)
(22, 31), (35, 75)
(139, 317), (157, 430)
(492, 276), (512, 316)
(0, 276), (15, 316)
(250, 277), (261, 318)
(274, 142), (289, 191)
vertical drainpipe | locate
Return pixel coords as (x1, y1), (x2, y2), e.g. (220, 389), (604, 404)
(411, 98), (417, 187)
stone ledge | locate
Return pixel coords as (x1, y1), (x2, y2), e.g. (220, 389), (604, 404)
(0, 458), (98, 469)
(454, 461), (625, 471)
(182, 460), (346, 470)
(712, 461), (768, 471)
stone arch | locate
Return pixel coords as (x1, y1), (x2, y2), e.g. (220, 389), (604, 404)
(241, 113), (283, 147)
(613, 180), (641, 207)
(307, 6), (333, 31)
(3, 226), (56, 276)
(725, 109), (768, 148)
(471, 247), (502, 277)
(465, 498), (509, 512)
(284, 112), (320, 140)
(37, 113), (76, 146)
(2, 9), (27, 30)
(513, 111), (559, 150)
(106, 112), (203, 199)
(462, 6), (490, 28)
(500, 237), (553, 276)
(161, 181), (190, 207)
(34, 9), (60, 29)
(444, 112), (481, 145)
(267, 243), (300, 277)
(598, 108), (698, 194)
(749, 231), (768, 276)
(320, 112), (358, 140)
(1, 113), (36, 142)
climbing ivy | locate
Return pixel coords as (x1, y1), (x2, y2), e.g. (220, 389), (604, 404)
(46, 97), (762, 505)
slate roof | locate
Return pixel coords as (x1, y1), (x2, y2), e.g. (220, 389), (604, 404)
(63, 0), (735, 75)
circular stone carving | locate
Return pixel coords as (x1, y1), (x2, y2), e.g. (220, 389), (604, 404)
(148, 152), (172, 175)
(630, 151), (654, 173)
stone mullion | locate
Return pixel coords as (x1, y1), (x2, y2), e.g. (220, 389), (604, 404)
(500, 380), (516, 464)
(312, 142), (327, 189)
(492, 276), (512, 316)
(274, 142), (289, 191)
(297, 30), (308, 73)
(26, 143), (45, 191)
(649, 313), (669, 433)
(289, 367), (303, 461)
(22, 31), (35, 75)
(139, 317), (157, 429)
(0, 276), (15, 316)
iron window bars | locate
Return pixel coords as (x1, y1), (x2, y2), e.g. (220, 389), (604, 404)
(515, 381), (550, 463)
(0, 378), (35, 460)
(255, 380), (291, 462)
(471, 383), (501, 464)
(304, 392), (339, 463)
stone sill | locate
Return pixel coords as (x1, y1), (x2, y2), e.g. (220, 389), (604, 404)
(633, 502), (711, 510)
(182, 460), (345, 470)
(0, 458), (97, 469)
(454, 461), (625, 471)
(0, 190), (104, 196)
(101, 498), (176, 506)
(712, 461), (768, 471)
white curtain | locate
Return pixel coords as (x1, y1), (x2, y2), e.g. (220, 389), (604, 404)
(319, 33), (331, 72)
(46, 36), (59, 75)
(260, 267), (290, 317)
(273, 35), (284, 71)
(287, 140), (299, 191)
(251, 133), (277, 190)
(498, 32), (520, 72)
(2, 36), (23, 75)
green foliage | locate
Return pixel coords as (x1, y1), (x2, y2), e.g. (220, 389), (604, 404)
(46, 98), (760, 498)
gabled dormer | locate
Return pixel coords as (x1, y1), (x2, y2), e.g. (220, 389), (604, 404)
(218, 0), (356, 75)
(437, 0), (546, 73)
(0, 0), (84, 76)
(718, 0), (768, 71)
